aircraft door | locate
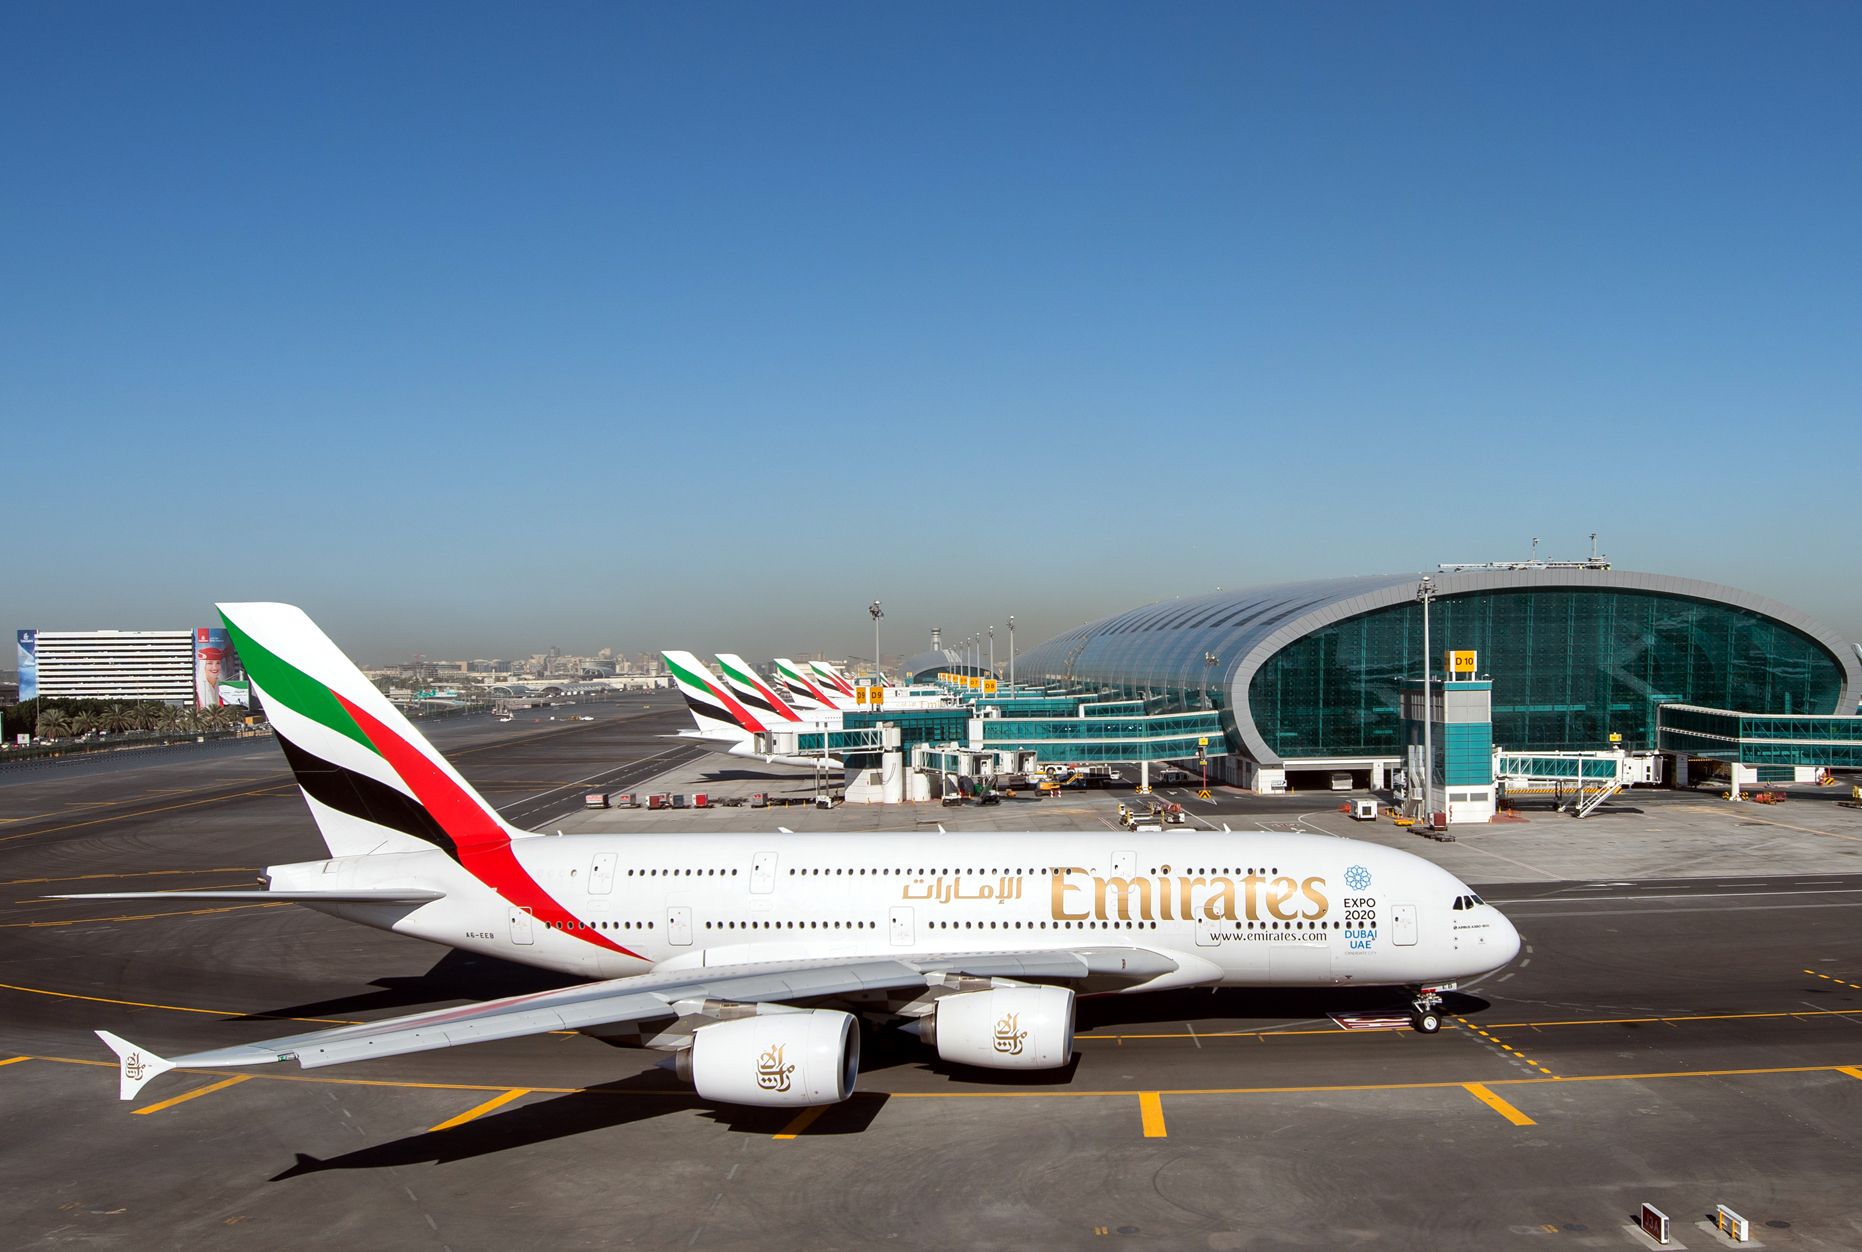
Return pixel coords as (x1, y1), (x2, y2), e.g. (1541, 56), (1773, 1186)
(590, 854), (617, 895)
(751, 852), (777, 894)
(889, 906), (914, 947)
(508, 905), (535, 945)
(1111, 849), (1136, 877)
(668, 906), (693, 946)
(1392, 904), (1418, 946)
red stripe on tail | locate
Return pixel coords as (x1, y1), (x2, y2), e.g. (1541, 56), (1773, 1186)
(334, 693), (643, 960)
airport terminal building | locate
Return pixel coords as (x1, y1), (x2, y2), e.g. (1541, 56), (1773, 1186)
(1012, 567), (1862, 791)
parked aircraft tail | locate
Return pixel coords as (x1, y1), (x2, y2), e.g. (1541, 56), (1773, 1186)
(810, 661), (860, 699)
(715, 654), (803, 723)
(773, 658), (849, 713)
(664, 650), (765, 739)
(217, 602), (532, 860)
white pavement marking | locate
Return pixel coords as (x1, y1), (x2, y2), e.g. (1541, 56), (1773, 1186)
(508, 747), (686, 807)
(1496, 887), (1862, 904)
(1437, 839), (1563, 881)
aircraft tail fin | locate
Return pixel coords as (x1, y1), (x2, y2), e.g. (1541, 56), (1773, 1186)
(96, 1031), (176, 1102)
(773, 658), (847, 713)
(810, 661), (860, 699)
(714, 654), (803, 723)
(663, 651), (765, 739)
(217, 602), (530, 859)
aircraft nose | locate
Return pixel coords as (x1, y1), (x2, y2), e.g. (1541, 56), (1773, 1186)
(1493, 909), (1522, 966)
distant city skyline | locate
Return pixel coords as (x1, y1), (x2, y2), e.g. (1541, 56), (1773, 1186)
(6, 5), (1857, 657)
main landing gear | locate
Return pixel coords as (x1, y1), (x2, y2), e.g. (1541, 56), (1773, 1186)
(1409, 986), (1445, 1034)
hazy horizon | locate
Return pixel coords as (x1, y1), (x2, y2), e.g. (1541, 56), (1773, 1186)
(7, 5), (1857, 661)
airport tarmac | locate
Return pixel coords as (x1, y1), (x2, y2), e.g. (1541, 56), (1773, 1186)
(5, 711), (1862, 1249)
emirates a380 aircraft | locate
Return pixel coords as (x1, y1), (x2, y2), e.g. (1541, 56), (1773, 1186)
(76, 604), (1520, 1109)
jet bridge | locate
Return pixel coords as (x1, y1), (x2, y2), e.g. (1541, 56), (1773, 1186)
(1492, 749), (1662, 817)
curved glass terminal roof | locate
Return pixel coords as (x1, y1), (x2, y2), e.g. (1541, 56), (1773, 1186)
(1013, 571), (1862, 765)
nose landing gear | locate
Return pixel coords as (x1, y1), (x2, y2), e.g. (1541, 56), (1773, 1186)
(1409, 985), (1448, 1034)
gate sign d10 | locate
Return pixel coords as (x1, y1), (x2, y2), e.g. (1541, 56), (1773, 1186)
(1445, 649), (1478, 675)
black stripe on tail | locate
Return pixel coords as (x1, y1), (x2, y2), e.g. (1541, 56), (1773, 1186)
(276, 733), (461, 861)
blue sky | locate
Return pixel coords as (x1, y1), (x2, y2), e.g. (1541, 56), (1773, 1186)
(4, 3), (1857, 661)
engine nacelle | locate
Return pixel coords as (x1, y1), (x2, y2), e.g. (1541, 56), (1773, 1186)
(678, 1010), (859, 1107)
(921, 985), (1075, 1070)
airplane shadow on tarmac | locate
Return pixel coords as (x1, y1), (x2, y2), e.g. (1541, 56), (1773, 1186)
(255, 957), (1490, 1174)
(270, 1079), (890, 1179)
(231, 950), (582, 1024)
(1073, 985), (1491, 1029)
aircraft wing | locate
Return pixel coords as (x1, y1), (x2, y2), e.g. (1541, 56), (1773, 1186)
(96, 946), (1189, 1100)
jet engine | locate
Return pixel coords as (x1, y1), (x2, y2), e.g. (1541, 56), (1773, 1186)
(677, 1010), (859, 1107)
(920, 985), (1075, 1070)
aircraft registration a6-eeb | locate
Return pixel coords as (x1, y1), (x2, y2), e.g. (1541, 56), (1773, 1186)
(73, 604), (1520, 1109)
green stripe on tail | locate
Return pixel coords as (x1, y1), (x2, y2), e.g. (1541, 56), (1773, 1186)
(220, 611), (379, 755)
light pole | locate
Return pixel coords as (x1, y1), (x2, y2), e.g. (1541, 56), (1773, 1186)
(1417, 575), (1435, 824)
(868, 600), (883, 685)
(1008, 615), (1015, 692)
(988, 626), (994, 685)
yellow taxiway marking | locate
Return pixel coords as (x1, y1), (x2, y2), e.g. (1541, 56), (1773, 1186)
(1807, 968), (1862, 991)
(26, 1055), (1862, 1109)
(1482, 1007), (1862, 1030)
(133, 1074), (251, 1115)
(0, 1056), (30, 1068)
(0, 979), (362, 1025)
(1080, 1006), (1862, 1044)
(0, 980), (579, 1037)
(1139, 1091), (1167, 1137)
(773, 1106), (829, 1139)
(1453, 1014), (1557, 1076)
(2, 867), (262, 887)
(429, 1087), (530, 1132)
(0, 902), (289, 929)
(1464, 1082), (1536, 1126)
(18, 883), (259, 905)
(0, 787), (299, 844)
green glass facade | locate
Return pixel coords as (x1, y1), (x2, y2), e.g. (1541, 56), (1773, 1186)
(1251, 590), (1845, 759)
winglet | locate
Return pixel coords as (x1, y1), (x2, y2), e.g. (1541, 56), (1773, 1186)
(96, 1031), (176, 1101)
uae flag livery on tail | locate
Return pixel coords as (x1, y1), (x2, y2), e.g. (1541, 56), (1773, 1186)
(219, 604), (640, 959)
(219, 602), (526, 861)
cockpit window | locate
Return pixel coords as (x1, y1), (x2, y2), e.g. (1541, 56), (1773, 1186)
(1452, 896), (1465, 910)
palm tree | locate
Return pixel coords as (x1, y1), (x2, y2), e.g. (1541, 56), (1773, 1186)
(34, 708), (72, 740)
(102, 703), (132, 735)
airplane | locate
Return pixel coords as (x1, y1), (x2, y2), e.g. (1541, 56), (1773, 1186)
(772, 656), (852, 714)
(663, 650), (839, 769)
(809, 659), (861, 700)
(714, 653), (838, 731)
(776, 656), (954, 713)
(74, 603), (1521, 1110)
